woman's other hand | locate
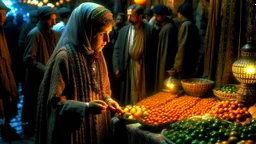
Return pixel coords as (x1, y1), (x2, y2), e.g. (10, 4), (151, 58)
(88, 100), (108, 114)
(107, 100), (123, 113)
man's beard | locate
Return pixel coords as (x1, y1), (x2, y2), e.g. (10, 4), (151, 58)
(129, 20), (136, 25)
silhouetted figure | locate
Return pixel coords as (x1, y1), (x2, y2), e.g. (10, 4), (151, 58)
(22, 6), (60, 137)
(0, 1), (19, 141)
(17, 9), (38, 94)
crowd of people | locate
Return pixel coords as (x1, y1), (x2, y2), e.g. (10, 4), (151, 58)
(0, 1), (202, 144)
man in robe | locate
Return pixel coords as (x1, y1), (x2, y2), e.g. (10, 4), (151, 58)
(22, 5), (60, 136)
(0, 1), (18, 140)
(153, 4), (178, 92)
(17, 9), (39, 94)
(112, 4), (157, 106)
(52, 7), (71, 33)
(173, 2), (200, 79)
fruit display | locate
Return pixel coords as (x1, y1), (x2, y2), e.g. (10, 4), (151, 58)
(116, 105), (147, 120)
(136, 92), (177, 108)
(213, 85), (238, 100)
(138, 95), (217, 126)
(208, 100), (251, 122)
(162, 118), (256, 144)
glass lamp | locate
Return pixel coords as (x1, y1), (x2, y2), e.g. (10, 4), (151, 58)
(163, 70), (181, 94)
(232, 38), (256, 106)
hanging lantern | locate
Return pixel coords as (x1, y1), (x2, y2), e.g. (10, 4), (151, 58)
(134, 0), (146, 5)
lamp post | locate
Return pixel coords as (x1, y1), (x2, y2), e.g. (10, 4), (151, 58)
(232, 36), (256, 106)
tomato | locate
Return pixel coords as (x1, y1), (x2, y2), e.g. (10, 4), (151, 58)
(133, 111), (142, 119)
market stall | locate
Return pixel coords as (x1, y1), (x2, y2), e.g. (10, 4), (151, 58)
(113, 78), (256, 144)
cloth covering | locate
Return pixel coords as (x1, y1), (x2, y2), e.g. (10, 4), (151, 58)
(152, 4), (170, 16)
(37, 5), (56, 19)
(0, 1), (10, 12)
(0, 26), (17, 119)
(36, 2), (114, 144)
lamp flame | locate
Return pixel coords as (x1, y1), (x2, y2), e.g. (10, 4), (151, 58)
(245, 66), (256, 74)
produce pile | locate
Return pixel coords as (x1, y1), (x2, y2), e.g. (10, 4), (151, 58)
(136, 93), (217, 126)
(162, 117), (256, 144)
(213, 85), (238, 100)
(209, 100), (251, 122)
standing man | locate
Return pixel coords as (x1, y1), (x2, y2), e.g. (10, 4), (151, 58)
(153, 4), (178, 92)
(112, 4), (157, 106)
(52, 7), (71, 33)
(17, 9), (39, 94)
(22, 5), (60, 136)
(173, 2), (200, 79)
(0, 1), (18, 140)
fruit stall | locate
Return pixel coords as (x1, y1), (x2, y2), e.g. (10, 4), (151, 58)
(112, 78), (256, 144)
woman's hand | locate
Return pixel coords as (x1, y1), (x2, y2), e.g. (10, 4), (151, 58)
(107, 100), (123, 113)
(88, 100), (108, 114)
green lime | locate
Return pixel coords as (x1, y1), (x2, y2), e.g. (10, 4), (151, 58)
(230, 131), (239, 137)
(199, 140), (207, 144)
(198, 133), (204, 140)
(175, 139), (183, 144)
(184, 136), (193, 143)
(209, 137), (217, 143)
(191, 139), (200, 144)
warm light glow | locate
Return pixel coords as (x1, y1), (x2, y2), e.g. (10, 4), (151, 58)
(42, 0), (48, 4)
(37, 2), (43, 7)
(167, 83), (175, 89)
(245, 66), (256, 74)
(134, 0), (146, 5)
(55, 2), (59, 6)
(66, 0), (70, 2)
(59, 0), (64, 4)
(47, 3), (55, 8)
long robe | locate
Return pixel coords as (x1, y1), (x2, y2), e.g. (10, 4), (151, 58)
(112, 21), (157, 106)
(22, 24), (60, 131)
(0, 26), (17, 120)
(174, 18), (200, 79)
(36, 45), (112, 144)
(154, 20), (178, 92)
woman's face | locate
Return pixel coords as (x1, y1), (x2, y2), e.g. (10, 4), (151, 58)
(91, 24), (112, 52)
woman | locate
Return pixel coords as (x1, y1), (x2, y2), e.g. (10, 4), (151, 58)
(36, 2), (122, 144)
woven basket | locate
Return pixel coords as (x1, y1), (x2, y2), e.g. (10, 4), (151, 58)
(213, 85), (239, 100)
(181, 78), (214, 97)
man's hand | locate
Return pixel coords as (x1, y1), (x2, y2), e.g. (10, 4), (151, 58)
(88, 100), (108, 114)
(107, 100), (123, 113)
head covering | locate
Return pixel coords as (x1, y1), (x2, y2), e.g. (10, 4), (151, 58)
(152, 4), (170, 16)
(177, 2), (193, 19)
(37, 5), (56, 19)
(0, 1), (10, 12)
(54, 2), (114, 52)
(58, 7), (71, 18)
(144, 8), (153, 17)
(29, 9), (38, 17)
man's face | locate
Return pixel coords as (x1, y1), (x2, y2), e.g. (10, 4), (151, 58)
(154, 14), (165, 23)
(127, 9), (141, 25)
(46, 13), (57, 29)
(115, 15), (124, 27)
(0, 10), (7, 25)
